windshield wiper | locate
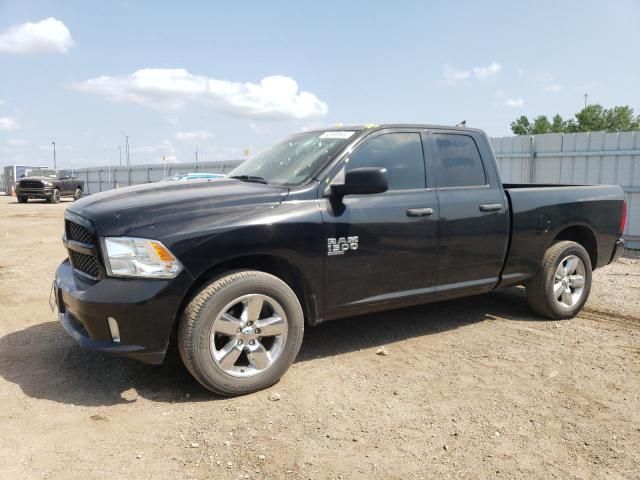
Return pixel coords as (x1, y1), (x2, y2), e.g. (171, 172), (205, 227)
(230, 175), (269, 184)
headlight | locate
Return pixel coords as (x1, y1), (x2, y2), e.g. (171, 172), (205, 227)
(102, 237), (183, 279)
(43, 181), (53, 186)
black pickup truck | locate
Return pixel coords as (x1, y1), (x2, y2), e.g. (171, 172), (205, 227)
(16, 169), (83, 203)
(52, 125), (626, 395)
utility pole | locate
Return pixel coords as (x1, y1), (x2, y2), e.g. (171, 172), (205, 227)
(584, 93), (588, 109)
(195, 144), (199, 171)
(120, 131), (130, 166)
(51, 141), (57, 169)
(118, 145), (122, 166)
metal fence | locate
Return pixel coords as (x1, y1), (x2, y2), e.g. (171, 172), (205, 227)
(69, 131), (639, 248)
(74, 160), (243, 195)
(490, 131), (640, 248)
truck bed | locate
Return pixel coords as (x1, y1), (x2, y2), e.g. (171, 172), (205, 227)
(499, 183), (625, 288)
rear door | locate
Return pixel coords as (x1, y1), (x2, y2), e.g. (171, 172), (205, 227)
(321, 129), (439, 312)
(424, 130), (509, 295)
(62, 177), (72, 194)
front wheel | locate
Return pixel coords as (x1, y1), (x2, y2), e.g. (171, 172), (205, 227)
(49, 189), (61, 204)
(526, 241), (592, 319)
(178, 270), (305, 396)
(17, 195), (28, 203)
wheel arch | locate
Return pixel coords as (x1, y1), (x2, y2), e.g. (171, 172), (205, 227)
(173, 253), (318, 334)
(552, 224), (598, 269)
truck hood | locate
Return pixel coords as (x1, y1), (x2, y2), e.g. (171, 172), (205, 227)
(67, 178), (290, 237)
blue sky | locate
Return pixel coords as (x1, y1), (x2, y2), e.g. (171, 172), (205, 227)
(1, 0), (639, 169)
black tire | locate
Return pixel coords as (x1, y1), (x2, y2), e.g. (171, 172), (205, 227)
(526, 241), (592, 319)
(50, 189), (61, 204)
(17, 195), (28, 203)
(178, 270), (305, 396)
(73, 188), (82, 201)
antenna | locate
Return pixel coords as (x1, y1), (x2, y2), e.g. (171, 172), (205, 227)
(456, 120), (467, 127)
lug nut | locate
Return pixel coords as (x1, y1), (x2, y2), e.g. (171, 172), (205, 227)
(237, 339), (243, 345)
(237, 328), (242, 333)
(247, 321), (253, 326)
(249, 340), (255, 345)
(255, 328), (261, 334)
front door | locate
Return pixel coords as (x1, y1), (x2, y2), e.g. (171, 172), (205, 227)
(321, 129), (439, 313)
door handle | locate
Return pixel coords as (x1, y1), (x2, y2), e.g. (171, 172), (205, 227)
(406, 207), (434, 217)
(479, 203), (503, 212)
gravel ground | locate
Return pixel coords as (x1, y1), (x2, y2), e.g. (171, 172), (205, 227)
(0, 194), (639, 480)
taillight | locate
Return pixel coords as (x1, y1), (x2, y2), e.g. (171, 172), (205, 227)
(619, 200), (627, 235)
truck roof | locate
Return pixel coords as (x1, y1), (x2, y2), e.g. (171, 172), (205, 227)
(308, 123), (485, 134)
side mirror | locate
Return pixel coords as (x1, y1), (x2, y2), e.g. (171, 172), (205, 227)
(331, 167), (388, 198)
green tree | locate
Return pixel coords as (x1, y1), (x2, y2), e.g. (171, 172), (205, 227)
(510, 104), (640, 135)
(550, 114), (565, 133)
(603, 106), (640, 132)
(574, 104), (607, 132)
(531, 115), (552, 134)
(510, 115), (531, 135)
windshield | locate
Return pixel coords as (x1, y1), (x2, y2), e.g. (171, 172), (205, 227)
(28, 169), (58, 178)
(228, 130), (357, 186)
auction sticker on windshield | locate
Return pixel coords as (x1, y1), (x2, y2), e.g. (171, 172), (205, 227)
(319, 131), (356, 139)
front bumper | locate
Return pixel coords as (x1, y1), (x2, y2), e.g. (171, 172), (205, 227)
(16, 187), (54, 198)
(54, 259), (188, 364)
(609, 238), (625, 264)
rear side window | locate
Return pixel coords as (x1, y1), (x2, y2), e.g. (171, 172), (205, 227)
(346, 133), (425, 190)
(431, 134), (486, 187)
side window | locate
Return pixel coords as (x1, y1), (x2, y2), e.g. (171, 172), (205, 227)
(346, 133), (425, 190)
(431, 134), (486, 187)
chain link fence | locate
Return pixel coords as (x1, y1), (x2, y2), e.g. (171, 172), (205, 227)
(74, 160), (243, 195)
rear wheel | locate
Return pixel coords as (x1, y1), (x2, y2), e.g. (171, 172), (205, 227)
(526, 241), (592, 319)
(178, 270), (304, 396)
(17, 195), (28, 203)
(73, 188), (82, 201)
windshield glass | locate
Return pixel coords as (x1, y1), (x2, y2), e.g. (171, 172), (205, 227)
(229, 130), (357, 186)
(28, 169), (58, 178)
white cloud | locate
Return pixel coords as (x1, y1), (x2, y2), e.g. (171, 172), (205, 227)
(473, 62), (502, 80)
(7, 138), (27, 146)
(0, 116), (19, 130)
(505, 97), (524, 108)
(543, 84), (562, 92)
(175, 130), (214, 142)
(442, 64), (470, 84)
(0, 18), (73, 54)
(70, 69), (328, 119)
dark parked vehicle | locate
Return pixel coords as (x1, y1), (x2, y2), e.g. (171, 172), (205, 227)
(52, 125), (626, 395)
(16, 169), (84, 203)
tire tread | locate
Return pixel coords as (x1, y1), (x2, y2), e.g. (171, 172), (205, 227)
(178, 270), (304, 396)
(526, 240), (590, 320)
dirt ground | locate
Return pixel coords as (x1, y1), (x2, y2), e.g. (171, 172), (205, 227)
(0, 194), (639, 480)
